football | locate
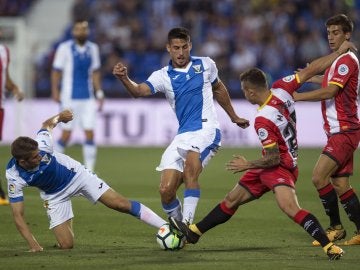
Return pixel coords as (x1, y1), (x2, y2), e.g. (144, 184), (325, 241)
(156, 223), (185, 250)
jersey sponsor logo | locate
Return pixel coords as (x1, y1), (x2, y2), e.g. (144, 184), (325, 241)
(172, 75), (180, 80)
(257, 128), (269, 140)
(282, 75), (295, 82)
(192, 65), (202, 73)
(8, 183), (16, 195)
(338, 64), (349, 75)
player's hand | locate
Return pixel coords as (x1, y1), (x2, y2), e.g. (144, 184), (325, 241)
(15, 89), (25, 101)
(233, 117), (250, 129)
(113, 62), (128, 79)
(59, 109), (74, 123)
(226, 155), (249, 173)
(27, 243), (43, 252)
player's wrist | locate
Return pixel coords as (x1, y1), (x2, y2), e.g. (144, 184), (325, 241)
(96, 89), (105, 99)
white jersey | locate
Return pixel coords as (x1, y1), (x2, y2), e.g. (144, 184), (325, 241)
(6, 129), (85, 203)
(52, 40), (100, 103)
(145, 56), (220, 134)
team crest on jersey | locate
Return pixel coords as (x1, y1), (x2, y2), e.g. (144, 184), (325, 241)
(257, 128), (269, 140)
(42, 154), (51, 164)
(282, 75), (295, 82)
(8, 183), (15, 195)
(338, 64), (349, 75)
(192, 65), (202, 73)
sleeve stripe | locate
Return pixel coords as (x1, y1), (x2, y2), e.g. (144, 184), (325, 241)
(329, 81), (343, 88)
(263, 142), (276, 148)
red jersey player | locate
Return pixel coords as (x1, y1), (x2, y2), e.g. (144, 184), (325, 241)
(169, 40), (356, 261)
(294, 14), (360, 246)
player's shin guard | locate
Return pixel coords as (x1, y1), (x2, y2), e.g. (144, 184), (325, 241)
(183, 189), (200, 224)
(294, 209), (330, 247)
(83, 140), (97, 172)
(340, 188), (360, 231)
(129, 200), (167, 228)
(196, 201), (236, 234)
(162, 197), (183, 221)
(318, 183), (342, 227)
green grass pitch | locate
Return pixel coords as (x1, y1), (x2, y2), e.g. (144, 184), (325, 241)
(0, 146), (359, 270)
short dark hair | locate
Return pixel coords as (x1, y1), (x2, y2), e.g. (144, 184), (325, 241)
(240, 68), (268, 89)
(167, 27), (190, 43)
(326, 14), (353, 33)
(11, 136), (38, 160)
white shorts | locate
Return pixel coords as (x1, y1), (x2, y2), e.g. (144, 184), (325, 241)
(156, 128), (221, 172)
(40, 168), (110, 229)
(60, 99), (96, 130)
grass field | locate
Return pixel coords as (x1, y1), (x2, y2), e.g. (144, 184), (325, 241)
(0, 146), (359, 270)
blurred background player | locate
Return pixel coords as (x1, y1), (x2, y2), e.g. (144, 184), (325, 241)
(170, 40), (356, 261)
(294, 14), (360, 246)
(113, 27), (249, 225)
(51, 20), (104, 172)
(0, 37), (25, 205)
(6, 109), (167, 252)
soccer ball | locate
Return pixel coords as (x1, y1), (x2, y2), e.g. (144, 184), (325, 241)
(156, 223), (185, 250)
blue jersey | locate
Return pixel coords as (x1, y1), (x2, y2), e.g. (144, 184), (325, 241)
(6, 129), (84, 203)
(52, 40), (100, 102)
(145, 56), (220, 134)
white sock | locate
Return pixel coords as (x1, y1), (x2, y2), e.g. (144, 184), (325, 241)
(162, 197), (183, 221)
(83, 142), (97, 171)
(182, 189), (200, 224)
(130, 200), (166, 228)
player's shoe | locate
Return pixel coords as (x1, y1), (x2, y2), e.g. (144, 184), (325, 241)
(324, 243), (344, 261)
(169, 217), (200, 244)
(343, 232), (360, 245)
(312, 225), (346, 246)
(0, 197), (10, 206)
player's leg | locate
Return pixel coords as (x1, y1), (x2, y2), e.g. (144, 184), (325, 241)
(312, 154), (345, 235)
(0, 179), (9, 205)
(56, 129), (71, 153)
(159, 169), (183, 221)
(81, 100), (97, 171)
(182, 150), (202, 224)
(52, 219), (74, 249)
(83, 129), (96, 171)
(98, 188), (166, 228)
(274, 185), (344, 260)
(170, 182), (255, 244)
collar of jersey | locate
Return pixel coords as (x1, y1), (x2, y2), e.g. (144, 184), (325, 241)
(168, 56), (194, 71)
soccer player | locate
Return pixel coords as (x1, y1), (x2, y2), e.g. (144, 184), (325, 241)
(6, 109), (167, 252)
(169, 40), (356, 261)
(293, 14), (360, 246)
(0, 41), (24, 205)
(112, 27), (250, 225)
(51, 20), (104, 172)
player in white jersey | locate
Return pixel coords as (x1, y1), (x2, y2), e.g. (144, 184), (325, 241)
(51, 20), (105, 172)
(6, 110), (167, 252)
(113, 27), (250, 224)
(170, 40), (355, 261)
(294, 14), (360, 246)
(0, 39), (24, 205)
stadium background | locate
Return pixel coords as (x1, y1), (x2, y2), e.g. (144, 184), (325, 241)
(0, 0), (359, 147)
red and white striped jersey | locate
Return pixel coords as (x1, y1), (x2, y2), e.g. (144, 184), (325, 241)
(322, 51), (360, 135)
(255, 74), (302, 170)
(0, 44), (10, 108)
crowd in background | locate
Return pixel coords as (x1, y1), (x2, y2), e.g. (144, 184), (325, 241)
(2, 0), (360, 98)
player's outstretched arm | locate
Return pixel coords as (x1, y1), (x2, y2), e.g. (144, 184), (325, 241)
(212, 80), (250, 129)
(41, 110), (73, 131)
(10, 201), (43, 252)
(112, 62), (152, 98)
